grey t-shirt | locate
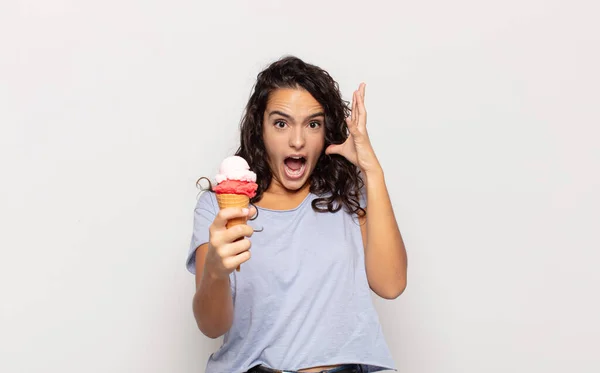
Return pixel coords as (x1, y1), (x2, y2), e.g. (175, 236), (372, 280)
(186, 190), (396, 373)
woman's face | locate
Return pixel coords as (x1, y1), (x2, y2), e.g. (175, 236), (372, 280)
(262, 87), (326, 192)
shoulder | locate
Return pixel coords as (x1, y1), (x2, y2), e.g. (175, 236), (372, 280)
(195, 190), (218, 214)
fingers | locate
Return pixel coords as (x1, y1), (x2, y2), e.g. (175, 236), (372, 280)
(346, 116), (359, 136)
(349, 83), (365, 125)
(224, 249), (251, 270)
(348, 96), (361, 132)
(210, 207), (254, 250)
(218, 236), (252, 271)
(358, 86), (365, 112)
(222, 223), (254, 244)
(205, 206), (255, 277)
(356, 83), (367, 129)
(349, 89), (356, 123)
(219, 236), (252, 258)
(326, 143), (342, 155)
(207, 222), (253, 272)
(352, 90), (358, 123)
(212, 207), (251, 230)
(208, 237), (252, 273)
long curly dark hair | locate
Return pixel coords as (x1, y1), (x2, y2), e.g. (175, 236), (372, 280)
(234, 55), (365, 216)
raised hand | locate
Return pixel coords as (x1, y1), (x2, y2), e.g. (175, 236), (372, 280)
(325, 83), (380, 173)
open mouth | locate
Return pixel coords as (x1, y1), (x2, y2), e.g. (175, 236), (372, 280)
(283, 156), (307, 180)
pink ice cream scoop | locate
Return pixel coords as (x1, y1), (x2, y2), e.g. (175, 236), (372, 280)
(214, 156), (258, 198)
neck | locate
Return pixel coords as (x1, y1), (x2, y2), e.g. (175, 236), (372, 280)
(256, 179), (311, 210)
(265, 179), (311, 198)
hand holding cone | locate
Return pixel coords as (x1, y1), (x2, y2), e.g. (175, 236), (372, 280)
(214, 156), (258, 271)
(216, 194), (251, 271)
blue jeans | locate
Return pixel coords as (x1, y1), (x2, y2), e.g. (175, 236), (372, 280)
(246, 364), (364, 373)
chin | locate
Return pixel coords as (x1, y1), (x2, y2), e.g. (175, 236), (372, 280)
(280, 178), (309, 192)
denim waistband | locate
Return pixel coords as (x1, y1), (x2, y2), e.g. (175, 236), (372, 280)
(247, 364), (363, 373)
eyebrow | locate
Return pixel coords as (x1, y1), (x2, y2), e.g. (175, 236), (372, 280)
(268, 110), (325, 121)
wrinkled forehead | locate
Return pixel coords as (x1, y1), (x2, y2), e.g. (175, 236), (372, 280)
(265, 88), (324, 118)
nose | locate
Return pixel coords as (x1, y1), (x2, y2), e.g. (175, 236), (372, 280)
(288, 126), (305, 149)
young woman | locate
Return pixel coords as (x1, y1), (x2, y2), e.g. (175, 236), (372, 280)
(186, 56), (407, 373)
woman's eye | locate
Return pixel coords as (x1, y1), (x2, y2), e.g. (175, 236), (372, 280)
(274, 121), (286, 129)
(309, 121), (321, 129)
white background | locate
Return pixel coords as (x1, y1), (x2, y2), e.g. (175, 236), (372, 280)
(1, 1), (599, 372)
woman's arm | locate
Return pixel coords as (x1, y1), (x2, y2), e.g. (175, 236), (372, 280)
(359, 167), (407, 299)
(326, 83), (407, 299)
(193, 244), (234, 338)
(192, 207), (255, 338)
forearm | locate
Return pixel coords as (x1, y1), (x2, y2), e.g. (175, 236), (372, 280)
(363, 167), (408, 299)
(193, 271), (234, 338)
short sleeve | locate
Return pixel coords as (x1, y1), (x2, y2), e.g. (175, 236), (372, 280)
(358, 173), (367, 209)
(186, 191), (217, 274)
(359, 183), (367, 209)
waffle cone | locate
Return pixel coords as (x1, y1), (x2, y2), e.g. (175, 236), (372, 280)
(216, 193), (250, 271)
(216, 193), (250, 226)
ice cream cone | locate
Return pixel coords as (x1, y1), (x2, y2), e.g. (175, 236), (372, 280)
(213, 156), (257, 272)
(216, 193), (250, 271)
